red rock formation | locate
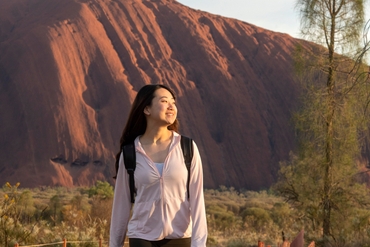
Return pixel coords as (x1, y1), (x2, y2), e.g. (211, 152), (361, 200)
(0, 0), (310, 189)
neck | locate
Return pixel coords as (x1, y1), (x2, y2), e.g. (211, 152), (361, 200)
(141, 126), (173, 144)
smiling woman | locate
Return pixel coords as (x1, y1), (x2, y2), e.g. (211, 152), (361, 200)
(143, 88), (177, 129)
(110, 84), (208, 247)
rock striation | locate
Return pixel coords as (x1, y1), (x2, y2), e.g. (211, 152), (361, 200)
(0, 0), (314, 189)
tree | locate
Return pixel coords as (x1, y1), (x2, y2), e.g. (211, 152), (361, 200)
(88, 180), (113, 239)
(0, 182), (20, 247)
(0, 183), (39, 247)
(275, 0), (370, 246)
(48, 195), (62, 226)
(88, 180), (114, 200)
(17, 190), (35, 224)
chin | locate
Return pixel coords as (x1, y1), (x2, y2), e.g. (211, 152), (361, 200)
(164, 118), (176, 125)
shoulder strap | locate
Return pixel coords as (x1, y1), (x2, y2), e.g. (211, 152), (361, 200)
(122, 142), (136, 203)
(180, 135), (193, 200)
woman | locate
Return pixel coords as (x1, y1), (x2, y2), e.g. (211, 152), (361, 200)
(109, 84), (207, 247)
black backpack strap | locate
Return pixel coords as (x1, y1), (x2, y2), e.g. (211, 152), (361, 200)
(122, 142), (136, 203)
(180, 135), (193, 200)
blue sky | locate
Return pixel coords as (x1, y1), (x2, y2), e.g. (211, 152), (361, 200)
(177, 0), (370, 39)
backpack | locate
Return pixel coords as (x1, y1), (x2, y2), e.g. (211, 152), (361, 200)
(122, 135), (193, 203)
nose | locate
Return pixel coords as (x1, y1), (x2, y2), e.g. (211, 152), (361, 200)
(168, 102), (175, 110)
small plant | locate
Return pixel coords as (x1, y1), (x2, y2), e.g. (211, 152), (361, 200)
(0, 182), (26, 247)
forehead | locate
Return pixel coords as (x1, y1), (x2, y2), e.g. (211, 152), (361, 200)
(154, 88), (174, 98)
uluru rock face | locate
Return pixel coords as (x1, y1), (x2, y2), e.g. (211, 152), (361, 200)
(0, 0), (307, 189)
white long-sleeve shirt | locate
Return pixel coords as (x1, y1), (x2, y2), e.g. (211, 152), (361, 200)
(109, 132), (207, 247)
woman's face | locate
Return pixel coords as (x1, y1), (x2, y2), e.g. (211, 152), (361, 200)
(144, 88), (177, 125)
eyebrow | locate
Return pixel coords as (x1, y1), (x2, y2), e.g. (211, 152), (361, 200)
(159, 96), (175, 100)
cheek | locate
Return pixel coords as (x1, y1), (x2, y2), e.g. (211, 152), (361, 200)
(160, 105), (168, 112)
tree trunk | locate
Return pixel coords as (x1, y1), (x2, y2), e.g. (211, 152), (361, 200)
(323, 6), (337, 245)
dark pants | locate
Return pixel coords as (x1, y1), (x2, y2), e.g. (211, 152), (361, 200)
(129, 238), (191, 247)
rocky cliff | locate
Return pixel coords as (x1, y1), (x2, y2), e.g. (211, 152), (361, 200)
(0, 0), (310, 189)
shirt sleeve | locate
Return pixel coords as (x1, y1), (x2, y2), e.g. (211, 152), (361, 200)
(189, 141), (208, 247)
(109, 152), (132, 247)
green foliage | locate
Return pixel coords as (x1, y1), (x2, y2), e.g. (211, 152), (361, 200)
(0, 182), (111, 246)
(297, 0), (366, 54)
(242, 207), (272, 231)
(3, 182), (368, 246)
(88, 181), (114, 200)
(277, 0), (370, 246)
(87, 181), (113, 236)
(276, 151), (370, 244)
(0, 182), (37, 247)
(205, 186), (301, 247)
(48, 194), (63, 225)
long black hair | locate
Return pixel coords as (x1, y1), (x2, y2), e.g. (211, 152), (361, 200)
(114, 84), (179, 177)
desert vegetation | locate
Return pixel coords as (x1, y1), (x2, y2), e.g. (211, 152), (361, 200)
(0, 181), (111, 247)
(2, 181), (369, 247)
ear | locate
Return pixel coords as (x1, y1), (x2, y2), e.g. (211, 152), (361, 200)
(143, 106), (150, 116)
